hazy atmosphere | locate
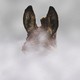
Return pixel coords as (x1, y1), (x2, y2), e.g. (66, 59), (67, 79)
(0, 0), (80, 80)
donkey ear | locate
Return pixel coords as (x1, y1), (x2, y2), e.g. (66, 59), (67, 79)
(47, 6), (59, 34)
(23, 5), (37, 34)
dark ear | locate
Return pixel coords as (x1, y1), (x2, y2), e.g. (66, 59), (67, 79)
(41, 6), (59, 35)
(23, 5), (37, 34)
(47, 6), (59, 34)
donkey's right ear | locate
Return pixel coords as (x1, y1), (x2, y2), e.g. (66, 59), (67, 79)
(23, 5), (37, 34)
(46, 6), (59, 34)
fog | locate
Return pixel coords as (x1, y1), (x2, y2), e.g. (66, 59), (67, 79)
(0, 0), (80, 80)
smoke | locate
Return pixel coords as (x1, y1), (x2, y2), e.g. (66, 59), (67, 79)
(0, 0), (80, 80)
(0, 39), (80, 80)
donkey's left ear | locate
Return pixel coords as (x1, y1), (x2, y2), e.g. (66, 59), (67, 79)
(23, 5), (37, 35)
(47, 6), (59, 34)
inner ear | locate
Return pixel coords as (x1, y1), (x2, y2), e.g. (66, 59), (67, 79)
(41, 6), (59, 35)
(23, 5), (37, 34)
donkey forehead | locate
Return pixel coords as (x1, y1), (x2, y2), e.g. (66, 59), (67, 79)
(31, 27), (48, 35)
(27, 27), (51, 40)
(24, 27), (55, 51)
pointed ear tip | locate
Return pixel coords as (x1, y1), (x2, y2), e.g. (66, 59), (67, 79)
(49, 6), (53, 8)
(49, 6), (56, 11)
(25, 5), (33, 11)
(28, 5), (32, 8)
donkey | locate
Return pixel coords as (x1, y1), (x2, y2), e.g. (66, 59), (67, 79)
(22, 5), (59, 53)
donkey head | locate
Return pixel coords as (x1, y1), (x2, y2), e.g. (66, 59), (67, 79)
(22, 5), (59, 52)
